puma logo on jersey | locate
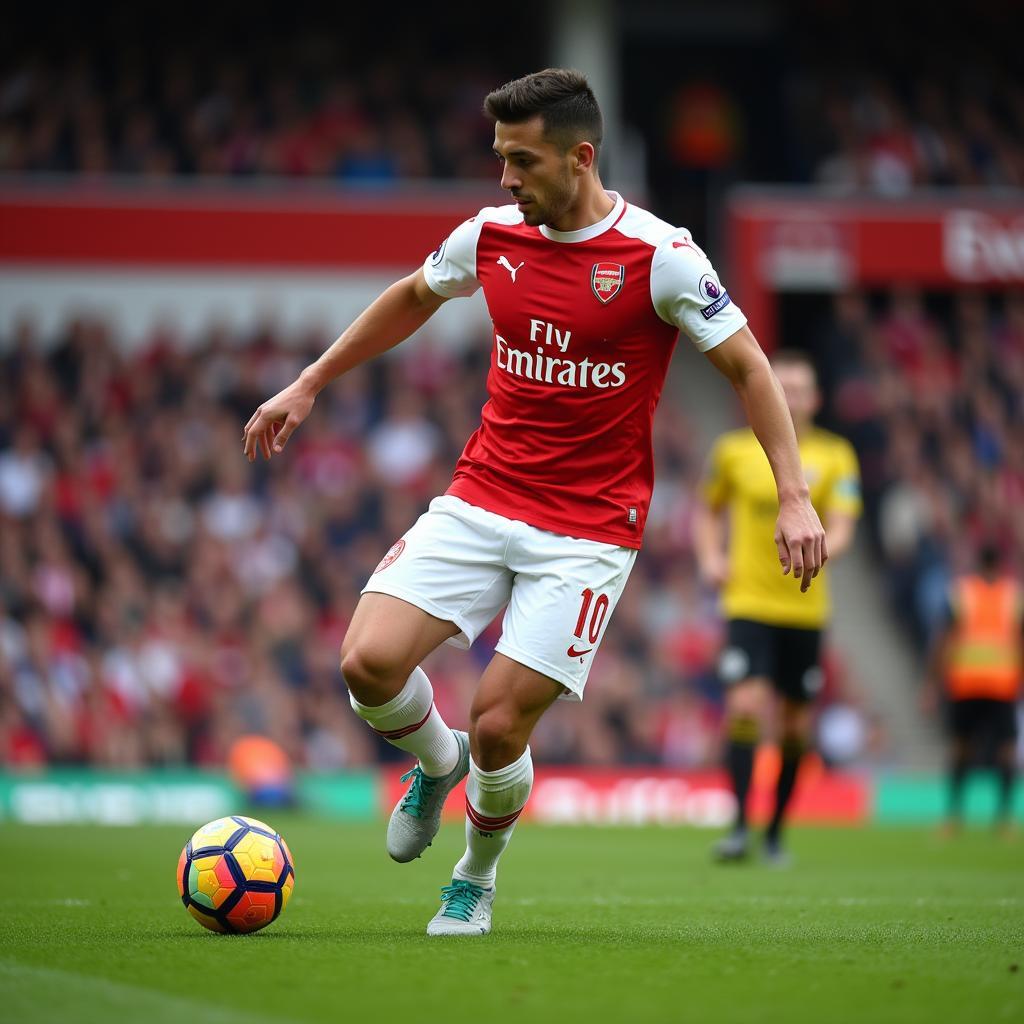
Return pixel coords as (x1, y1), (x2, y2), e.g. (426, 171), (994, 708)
(497, 256), (525, 282)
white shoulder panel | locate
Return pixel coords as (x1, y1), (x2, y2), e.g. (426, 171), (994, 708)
(649, 228), (747, 353)
(613, 204), (680, 249)
(422, 205), (523, 298)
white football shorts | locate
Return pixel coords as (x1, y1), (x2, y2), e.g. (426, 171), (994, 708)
(361, 495), (637, 700)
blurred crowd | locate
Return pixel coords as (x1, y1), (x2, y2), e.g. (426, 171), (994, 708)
(6, 4), (1017, 774)
(796, 73), (1024, 193)
(0, 317), (873, 772)
(0, 318), (703, 771)
(817, 289), (1024, 647)
(0, 19), (519, 182)
(3, 8), (1021, 195)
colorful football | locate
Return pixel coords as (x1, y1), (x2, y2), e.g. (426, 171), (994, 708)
(176, 815), (295, 934)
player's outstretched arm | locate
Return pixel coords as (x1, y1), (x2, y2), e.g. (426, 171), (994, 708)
(921, 591), (957, 714)
(242, 270), (447, 461)
(704, 326), (827, 592)
(825, 511), (857, 561)
(693, 497), (730, 588)
(921, 621), (952, 716)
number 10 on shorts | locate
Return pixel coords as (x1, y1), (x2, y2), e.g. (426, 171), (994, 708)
(568, 588), (610, 659)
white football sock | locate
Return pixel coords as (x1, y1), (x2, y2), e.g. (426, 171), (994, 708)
(454, 747), (534, 889)
(350, 667), (459, 777)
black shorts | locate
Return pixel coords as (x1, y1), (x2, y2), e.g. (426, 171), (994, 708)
(946, 698), (1018, 744)
(718, 618), (823, 704)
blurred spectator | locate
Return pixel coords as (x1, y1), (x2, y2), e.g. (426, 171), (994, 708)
(808, 74), (1022, 193)
(5, 10), (1019, 195)
(822, 289), (1024, 649)
(665, 80), (741, 171)
(0, 314), (873, 771)
(0, 16), (527, 183)
(0, 428), (50, 518)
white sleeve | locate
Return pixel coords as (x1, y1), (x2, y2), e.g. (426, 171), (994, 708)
(650, 231), (748, 352)
(421, 215), (486, 298)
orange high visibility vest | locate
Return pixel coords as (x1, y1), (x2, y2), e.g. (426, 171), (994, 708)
(946, 575), (1023, 701)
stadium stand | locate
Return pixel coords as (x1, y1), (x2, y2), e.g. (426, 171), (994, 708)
(0, 11), (531, 182)
(0, 317), (757, 769)
(1, 2), (1019, 771)
(818, 288), (1024, 649)
(3, 4), (1020, 190)
(0, 313), (880, 769)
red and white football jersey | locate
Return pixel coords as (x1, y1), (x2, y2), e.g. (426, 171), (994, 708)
(421, 191), (747, 549)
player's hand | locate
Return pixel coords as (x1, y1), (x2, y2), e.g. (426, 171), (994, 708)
(242, 377), (317, 462)
(774, 493), (828, 593)
(698, 552), (730, 589)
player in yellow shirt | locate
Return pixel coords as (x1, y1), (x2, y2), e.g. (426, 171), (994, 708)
(694, 350), (862, 863)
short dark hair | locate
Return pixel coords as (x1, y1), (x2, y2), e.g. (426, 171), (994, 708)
(770, 349), (818, 380)
(978, 541), (1001, 573)
(484, 68), (603, 156)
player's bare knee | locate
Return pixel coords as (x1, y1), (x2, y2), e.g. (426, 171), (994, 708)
(780, 702), (811, 743)
(780, 727), (809, 751)
(781, 720), (811, 745)
(726, 688), (761, 720)
(470, 707), (524, 770)
(728, 701), (759, 722)
(339, 643), (403, 704)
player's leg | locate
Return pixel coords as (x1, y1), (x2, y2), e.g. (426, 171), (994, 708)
(460, 653), (560, 868)
(714, 620), (773, 861)
(426, 655), (563, 937)
(762, 626), (821, 862)
(427, 527), (636, 936)
(945, 700), (972, 832)
(715, 678), (772, 858)
(344, 498), (514, 862)
(991, 700), (1018, 832)
(765, 698), (813, 863)
(342, 592), (462, 770)
(994, 741), (1017, 832)
(341, 593), (472, 861)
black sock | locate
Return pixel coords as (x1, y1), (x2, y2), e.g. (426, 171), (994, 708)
(949, 755), (968, 823)
(767, 738), (805, 842)
(996, 762), (1016, 825)
(726, 715), (758, 830)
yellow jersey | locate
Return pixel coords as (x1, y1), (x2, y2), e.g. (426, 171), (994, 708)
(702, 427), (862, 629)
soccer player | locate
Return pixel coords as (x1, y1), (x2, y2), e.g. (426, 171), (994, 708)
(695, 350), (861, 864)
(924, 543), (1021, 832)
(242, 69), (826, 935)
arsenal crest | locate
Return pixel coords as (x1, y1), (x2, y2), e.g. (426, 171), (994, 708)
(591, 262), (624, 304)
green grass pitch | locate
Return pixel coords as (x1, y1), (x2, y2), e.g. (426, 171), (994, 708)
(1, 818), (1021, 1023)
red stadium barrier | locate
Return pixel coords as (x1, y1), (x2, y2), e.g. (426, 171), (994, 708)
(727, 190), (1024, 350)
(0, 184), (506, 339)
(380, 766), (870, 828)
(0, 187), (498, 269)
